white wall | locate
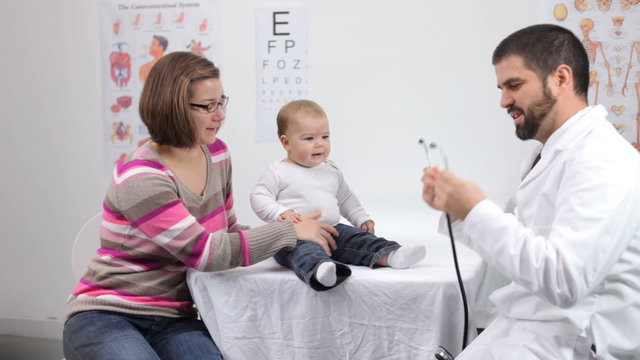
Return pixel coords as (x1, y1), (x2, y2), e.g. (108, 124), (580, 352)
(0, 0), (544, 339)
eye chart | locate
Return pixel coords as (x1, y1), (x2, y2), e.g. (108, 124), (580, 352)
(255, 6), (309, 143)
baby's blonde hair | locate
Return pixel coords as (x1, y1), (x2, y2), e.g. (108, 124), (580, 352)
(277, 99), (327, 137)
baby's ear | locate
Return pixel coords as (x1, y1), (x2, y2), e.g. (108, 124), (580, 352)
(280, 135), (290, 149)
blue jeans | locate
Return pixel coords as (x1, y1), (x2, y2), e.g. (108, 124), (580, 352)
(274, 223), (400, 291)
(63, 310), (222, 360)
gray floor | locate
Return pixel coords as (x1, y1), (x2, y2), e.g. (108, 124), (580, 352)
(0, 335), (63, 360)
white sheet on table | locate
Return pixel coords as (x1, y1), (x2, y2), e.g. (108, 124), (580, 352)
(188, 235), (484, 360)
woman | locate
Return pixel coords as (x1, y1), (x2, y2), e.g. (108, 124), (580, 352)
(63, 51), (337, 359)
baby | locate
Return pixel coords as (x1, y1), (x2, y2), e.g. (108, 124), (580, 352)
(250, 99), (426, 291)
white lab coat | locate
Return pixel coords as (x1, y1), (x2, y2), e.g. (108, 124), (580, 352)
(452, 105), (640, 359)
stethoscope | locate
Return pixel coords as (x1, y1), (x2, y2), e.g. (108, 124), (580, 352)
(418, 138), (467, 360)
(418, 138), (449, 170)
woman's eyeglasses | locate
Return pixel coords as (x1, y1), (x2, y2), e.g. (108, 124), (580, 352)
(190, 95), (229, 113)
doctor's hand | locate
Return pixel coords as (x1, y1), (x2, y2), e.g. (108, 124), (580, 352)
(293, 211), (338, 255)
(421, 167), (486, 222)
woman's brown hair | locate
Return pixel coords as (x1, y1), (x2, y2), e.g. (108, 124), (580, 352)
(139, 51), (220, 148)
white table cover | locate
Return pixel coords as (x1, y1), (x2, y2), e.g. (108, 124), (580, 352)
(188, 233), (484, 359)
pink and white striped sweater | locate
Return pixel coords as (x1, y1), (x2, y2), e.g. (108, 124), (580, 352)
(66, 139), (297, 319)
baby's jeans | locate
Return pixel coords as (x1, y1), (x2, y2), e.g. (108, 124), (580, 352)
(274, 223), (400, 291)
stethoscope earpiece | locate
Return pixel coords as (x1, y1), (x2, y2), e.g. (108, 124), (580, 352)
(418, 138), (449, 169)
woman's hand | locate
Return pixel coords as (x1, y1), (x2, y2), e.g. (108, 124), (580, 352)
(293, 211), (338, 255)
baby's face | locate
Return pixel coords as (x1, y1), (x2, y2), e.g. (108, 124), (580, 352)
(281, 113), (331, 168)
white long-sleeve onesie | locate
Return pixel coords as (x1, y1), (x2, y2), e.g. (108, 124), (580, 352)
(250, 160), (371, 227)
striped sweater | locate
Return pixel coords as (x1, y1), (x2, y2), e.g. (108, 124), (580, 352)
(66, 139), (297, 319)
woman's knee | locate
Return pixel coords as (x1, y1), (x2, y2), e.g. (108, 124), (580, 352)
(63, 311), (159, 360)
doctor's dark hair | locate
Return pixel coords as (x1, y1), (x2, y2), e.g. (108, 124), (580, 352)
(492, 24), (589, 101)
(277, 99), (327, 137)
(139, 51), (220, 148)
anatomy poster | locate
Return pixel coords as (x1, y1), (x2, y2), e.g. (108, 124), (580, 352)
(100, 0), (221, 172)
(255, 6), (309, 143)
(549, 0), (640, 149)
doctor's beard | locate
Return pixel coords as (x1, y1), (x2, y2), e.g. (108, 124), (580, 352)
(514, 84), (558, 140)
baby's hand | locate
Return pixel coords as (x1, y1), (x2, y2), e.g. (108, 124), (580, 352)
(277, 210), (303, 223)
(360, 220), (375, 234)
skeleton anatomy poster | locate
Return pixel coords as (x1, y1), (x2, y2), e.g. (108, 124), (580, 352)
(100, 0), (221, 172)
(549, 0), (640, 149)
(255, 6), (309, 143)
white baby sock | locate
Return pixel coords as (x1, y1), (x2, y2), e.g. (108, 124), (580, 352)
(387, 245), (426, 269)
(315, 261), (337, 287)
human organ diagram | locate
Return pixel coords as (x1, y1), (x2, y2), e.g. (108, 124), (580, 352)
(132, 13), (141, 26)
(111, 121), (134, 144)
(551, 0), (640, 149)
(109, 43), (131, 88)
(110, 96), (132, 113)
(101, 1), (220, 172)
(187, 39), (212, 56)
(199, 18), (208, 32)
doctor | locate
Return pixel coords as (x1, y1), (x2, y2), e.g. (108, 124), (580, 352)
(422, 24), (640, 359)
